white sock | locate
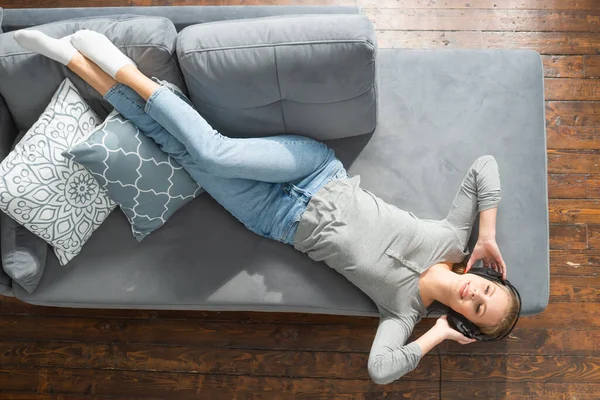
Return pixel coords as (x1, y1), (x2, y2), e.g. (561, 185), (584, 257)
(13, 30), (77, 66)
(70, 29), (136, 79)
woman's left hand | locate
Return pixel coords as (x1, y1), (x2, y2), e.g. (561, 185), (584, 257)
(466, 238), (507, 280)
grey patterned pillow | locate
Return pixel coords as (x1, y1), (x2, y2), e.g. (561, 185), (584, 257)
(0, 78), (116, 265)
(63, 110), (202, 241)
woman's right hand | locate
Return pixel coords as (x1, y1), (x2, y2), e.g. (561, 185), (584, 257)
(435, 315), (477, 345)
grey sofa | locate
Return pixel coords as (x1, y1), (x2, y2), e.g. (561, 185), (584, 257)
(0, 6), (549, 317)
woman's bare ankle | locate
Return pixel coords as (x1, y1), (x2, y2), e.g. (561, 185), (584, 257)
(66, 52), (86, 71)
(114, 64), (140, 85)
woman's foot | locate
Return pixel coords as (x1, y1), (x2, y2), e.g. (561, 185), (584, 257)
(13, 30), (77, 65)
(70, 29), (136, 79)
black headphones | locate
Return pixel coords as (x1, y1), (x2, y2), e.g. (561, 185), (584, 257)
(429, 266), (522, 342)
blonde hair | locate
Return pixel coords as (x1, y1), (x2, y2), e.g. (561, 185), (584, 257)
(452, 260), (520, 338)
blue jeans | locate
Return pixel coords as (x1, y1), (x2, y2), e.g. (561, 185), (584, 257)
(103, 83), (347, 245)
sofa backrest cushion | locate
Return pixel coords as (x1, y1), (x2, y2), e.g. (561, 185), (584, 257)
(177, 14), (377, 141)
(0, 15), (184, 131)
(0, 8), (4, 34)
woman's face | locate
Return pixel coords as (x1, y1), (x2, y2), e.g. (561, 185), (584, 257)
(449, 273), (510, 328)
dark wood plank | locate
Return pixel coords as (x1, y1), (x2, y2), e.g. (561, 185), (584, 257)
(3, 366), (600, 399)
(444, 328), (600, 356)
(548, 151), (600, 174)
(0, 395), (147, 400)
(545, 78), (600, 101)
(6, 340), (600, 383)
(365, 9), (600, 32)
(549, 199), (600, 223)
(0, 393), (435, 400)
(549, 224), (587, 250)
(550, 276), (600, 302)
(377, 31), (600, 54)
(443, 355), (600, 382)
(0, 393), (440, 400)
(3, 309), (600, 349)
(586, 225), (600, 250)
(547, 126), (600, 150)
(0, 314), (380, 352)
(548, 174), (586, 198)
(5, 327), (600, 359)
(357, 0), (600, 10)
(543, 55), (585, 78)
(546, 101), (600, 127)
(587, 177), (600, 198)
(517, 302), (600, 329)
(503, 383), (600, 400)
(585, 55), (600, 78)
(0, 341), (439, 381)
(0, 366), (441, 398)
(550, 250), (600, 276)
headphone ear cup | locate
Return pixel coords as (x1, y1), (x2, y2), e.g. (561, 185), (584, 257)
(446, 309), (477, 339)
(469, 267), (503, 283)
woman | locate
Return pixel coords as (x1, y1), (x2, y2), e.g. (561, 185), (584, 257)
(14, 29), (521, 385)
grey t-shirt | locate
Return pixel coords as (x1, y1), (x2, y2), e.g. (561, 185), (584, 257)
(293, 156), (501, 384)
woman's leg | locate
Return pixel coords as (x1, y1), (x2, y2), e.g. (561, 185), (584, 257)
(67, 55), (191, 161)
(69, 30), (332, 184)
(64, 49), (293, 236)
(119, 66), (332, 184)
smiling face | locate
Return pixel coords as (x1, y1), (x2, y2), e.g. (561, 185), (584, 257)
(449, 272), (511, 328)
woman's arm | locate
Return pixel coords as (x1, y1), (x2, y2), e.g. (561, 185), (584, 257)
(467, 207), (507, 278)
(478, 207), (497, 241)
(368, 315), (475, 385)
(367, 316), (426, 385)
(445, 155), (501, 249)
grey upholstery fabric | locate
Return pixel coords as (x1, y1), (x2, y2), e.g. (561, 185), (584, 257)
(14, 49), (548, 316)
(1, 213), (47, 294)
(0, 93), (15, 164)
(1, 6), (360, 33)
(0, 129), (47, 294)
(0, 15), (184, 131)
(177, 15), (377, 139)
(0, 8), (4, 34)
(0, 91), (15, 296)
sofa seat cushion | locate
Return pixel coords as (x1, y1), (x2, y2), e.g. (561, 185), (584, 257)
(176, 14), (377, 141)
(0, 15), (184, 131)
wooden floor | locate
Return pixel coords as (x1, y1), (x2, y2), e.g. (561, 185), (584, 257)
(0, 0), (598, 399)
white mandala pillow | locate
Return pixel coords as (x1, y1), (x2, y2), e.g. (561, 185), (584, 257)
(0, 78), (116, 265)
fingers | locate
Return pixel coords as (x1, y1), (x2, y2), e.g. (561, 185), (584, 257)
(465, 257), (474, 273)
(452, 333), (477, 345)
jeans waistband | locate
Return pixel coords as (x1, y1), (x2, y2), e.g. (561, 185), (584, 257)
(281, 159), (348, 245)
